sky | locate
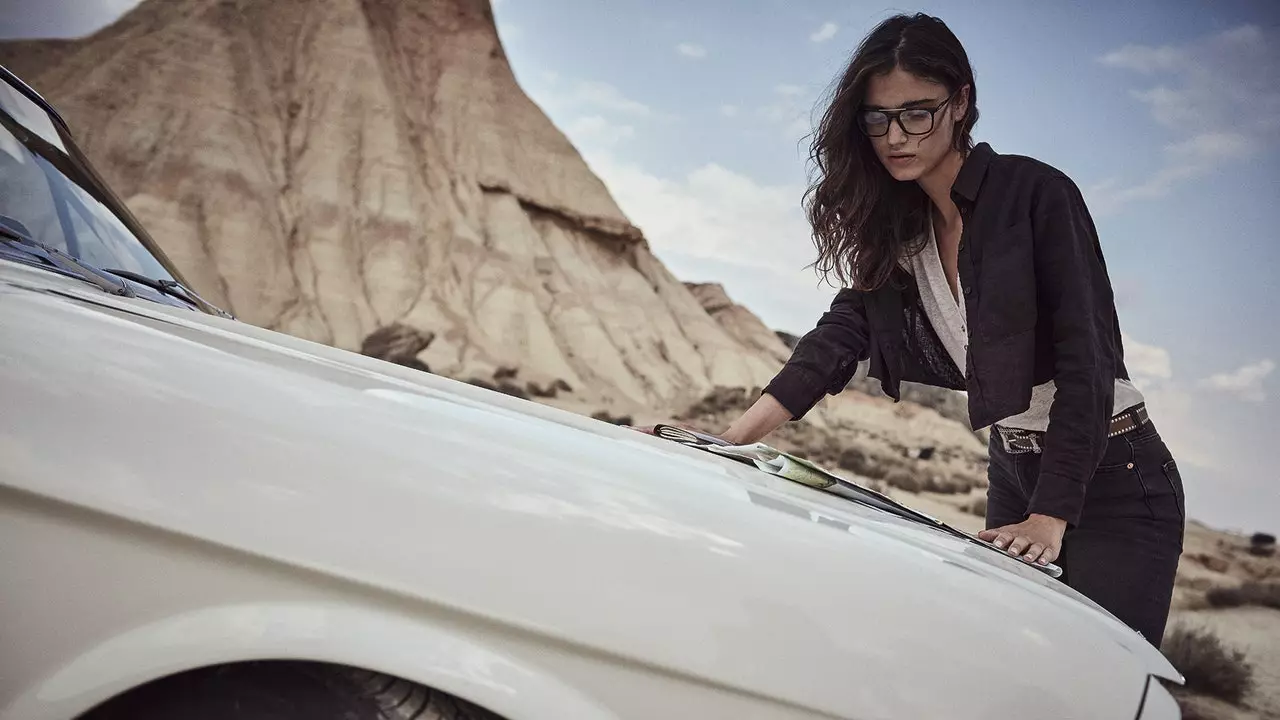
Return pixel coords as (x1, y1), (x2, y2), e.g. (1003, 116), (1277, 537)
(2, 0), (1277, 533)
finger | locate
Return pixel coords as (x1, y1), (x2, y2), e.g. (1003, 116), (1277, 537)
(991, 531), (1014, 549)
(1007, 535), (1033, 556)
(1038, 545), (1060, 565)
(1022, 542), (1046, 562)
(977, 528), (1000, 541)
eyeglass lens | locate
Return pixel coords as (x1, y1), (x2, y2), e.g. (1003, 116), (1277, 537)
(859, 109), (935, 137)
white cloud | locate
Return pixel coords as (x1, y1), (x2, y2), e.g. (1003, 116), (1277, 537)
(720, 104), (739, 117)
(1094, 24), (1279, 213)
(583, 154), (810, 272)
(1099, 44), (1181, 73)
(1123, 333), (1173, 388)
(1116, 334), (1219, 469)
(810, 22), (838, 43)
(677, 42), (707, 59)
(530, 77), (656, 118)
(1201, 359), (1276, 403)
(496, 21), (522, 42)
(1085, 130), (1251, 213)
(757, 84), (817, 142)
(571, 80), (653, 116)
(566, 115), (635, 148)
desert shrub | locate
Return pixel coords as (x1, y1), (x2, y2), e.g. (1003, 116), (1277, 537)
(1205, 582), (1280, 610)
(1161, 625), (1254, 703)
(526, 382), (557, 398)
(966, 496), (988, 517)
(882, 469), (924, 493)
(360, 323), (435, 372)
(495, 381), (529, 399)
(922, 473), (965, 494)
(591, 411), (634, 426)
(680, 386), (751, 419)
(494, 366), (519, 380)
(467, 378), (529, 400)
(525, 378), (572, 398)
(1249, 532), (1276, 557)
(837, 447), (875, 477)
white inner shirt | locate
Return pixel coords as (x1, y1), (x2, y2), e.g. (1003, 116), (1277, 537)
(907, 219), (1145, 431)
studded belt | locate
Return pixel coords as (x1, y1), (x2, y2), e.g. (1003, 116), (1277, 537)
(995, 403), (1150, 455)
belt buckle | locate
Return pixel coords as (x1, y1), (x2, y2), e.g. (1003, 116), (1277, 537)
(998, 426), (1043, 455)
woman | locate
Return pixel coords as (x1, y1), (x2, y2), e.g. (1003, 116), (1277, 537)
(677, 13), (1186, 648)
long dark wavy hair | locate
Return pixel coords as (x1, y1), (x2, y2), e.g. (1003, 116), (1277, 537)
(804, 13), (979, 292)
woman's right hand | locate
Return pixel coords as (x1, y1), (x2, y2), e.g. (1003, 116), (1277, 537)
(626, 420), (714, 437)
(628, 393), (793, 446)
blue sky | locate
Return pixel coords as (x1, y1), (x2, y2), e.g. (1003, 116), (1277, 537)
(3, 0), (1276, 533)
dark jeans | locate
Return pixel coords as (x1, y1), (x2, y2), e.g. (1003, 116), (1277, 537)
(986, 419), (1186, 648)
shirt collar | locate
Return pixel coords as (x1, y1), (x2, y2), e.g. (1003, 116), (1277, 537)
(951, 141), (994, 208)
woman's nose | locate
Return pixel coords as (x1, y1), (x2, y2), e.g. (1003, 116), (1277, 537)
(885, 119), (908, 146)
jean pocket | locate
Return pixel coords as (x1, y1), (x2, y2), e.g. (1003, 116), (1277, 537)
(1161, 459), (1186, 524)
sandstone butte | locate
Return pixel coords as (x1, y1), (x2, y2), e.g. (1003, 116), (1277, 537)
(0, 0), (795, 413)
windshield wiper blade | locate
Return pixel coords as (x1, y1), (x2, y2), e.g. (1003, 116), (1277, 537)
(0, 223), (135, 298)
(101, 268), (234, 319)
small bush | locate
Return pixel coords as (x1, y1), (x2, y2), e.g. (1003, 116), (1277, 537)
(495, 381), (530, 399)
(837, 447), (874, 476)
(1161, 625), (1254, 703)
(494, 366), (519, 381)
(882, 469), (924, 493)
(966, 496), (988, 517)
(1248, 545), (1276, 557)
(591, 411), (634, 426)
(526, 382), (557, 398)
(1205, 581), (1280, 610)
(466, 378), (529, 400)
(1250, 532), (1276, 547)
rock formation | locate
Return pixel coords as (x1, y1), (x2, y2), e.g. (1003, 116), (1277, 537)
(0, 0), (785, 411)
(685, 282), (792, 366)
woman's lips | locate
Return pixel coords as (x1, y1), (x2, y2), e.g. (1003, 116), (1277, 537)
(887, 154), (915, 166)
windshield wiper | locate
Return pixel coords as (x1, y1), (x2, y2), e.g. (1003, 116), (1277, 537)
(0, 221), (135, 298)
(100, 268), (234, 319)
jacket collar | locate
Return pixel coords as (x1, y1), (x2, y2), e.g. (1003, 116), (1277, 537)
(951, 141), (994, 208)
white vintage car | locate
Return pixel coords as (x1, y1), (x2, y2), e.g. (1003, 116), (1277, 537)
(0, 63), (1185, 720)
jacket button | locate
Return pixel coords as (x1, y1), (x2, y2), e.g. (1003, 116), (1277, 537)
(963, 286), (972, 296)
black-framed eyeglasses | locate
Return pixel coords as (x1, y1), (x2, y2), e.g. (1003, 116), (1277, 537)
(857, 89), (959, 137)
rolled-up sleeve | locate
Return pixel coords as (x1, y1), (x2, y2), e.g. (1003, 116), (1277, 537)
(763, 287), (872, 420)
(1027, 174), (1118, 526)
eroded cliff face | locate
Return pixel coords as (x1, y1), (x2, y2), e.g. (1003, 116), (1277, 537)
(0, 0), (786, 410)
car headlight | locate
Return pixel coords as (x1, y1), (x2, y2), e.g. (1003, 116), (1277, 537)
(1136, 676), (1181, 719)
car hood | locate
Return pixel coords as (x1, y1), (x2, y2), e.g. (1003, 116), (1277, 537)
(0, 263), (1181, 718)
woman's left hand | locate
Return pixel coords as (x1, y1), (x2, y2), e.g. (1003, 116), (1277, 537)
(978, 514), (1067, 565)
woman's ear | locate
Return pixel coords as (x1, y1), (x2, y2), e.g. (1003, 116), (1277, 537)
(952, 84), (971, 123)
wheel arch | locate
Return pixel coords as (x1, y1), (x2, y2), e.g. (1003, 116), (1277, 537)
(4, 600), (620, 720)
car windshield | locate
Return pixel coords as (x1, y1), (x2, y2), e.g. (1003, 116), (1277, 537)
(0, 73), (176, 282)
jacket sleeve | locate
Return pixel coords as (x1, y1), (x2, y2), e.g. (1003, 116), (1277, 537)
(1027, 173), (1118, 527)
(762, 287), (872, 420)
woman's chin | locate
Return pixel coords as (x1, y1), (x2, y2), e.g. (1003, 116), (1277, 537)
(885, 166), (923, 182)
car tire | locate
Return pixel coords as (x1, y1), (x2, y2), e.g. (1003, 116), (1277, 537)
(81, 661), (504, 720)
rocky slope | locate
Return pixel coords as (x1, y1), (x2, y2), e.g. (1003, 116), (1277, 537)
(0, 0), (784, 411)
